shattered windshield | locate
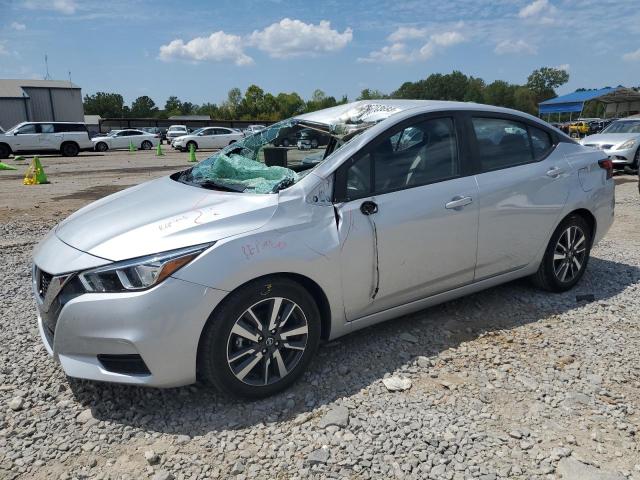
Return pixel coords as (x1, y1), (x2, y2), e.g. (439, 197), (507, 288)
(180, 119), (333, 194)
(175, 102), (398, 194)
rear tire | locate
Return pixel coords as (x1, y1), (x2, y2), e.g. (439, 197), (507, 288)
(61, 142), (79, 157)
(0, 143), (10, 159)
(532, 214), (592, 292)
(198, 277), (321, 398)
(283, 139), (290, 147)
(141, 140), (152, 150)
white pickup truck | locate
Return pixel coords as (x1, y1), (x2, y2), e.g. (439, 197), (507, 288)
(0, 122), (93, 158)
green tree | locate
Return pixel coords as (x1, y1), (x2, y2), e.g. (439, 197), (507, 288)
(483, 80), (517, 108)
(513, 86), (537, 115)
(275, 92), (305, 118)
(526, 67), (570, 103)
(180, 101), (195, 115)
(463, 77), (485, 103)
(196, 103), (220, 118)
(357, 88), (386, 100)
(241, 84), (266, 118)
(164, 96), (182, 117)
(130, 96), (158, 117)
(83, 92), (125, 117)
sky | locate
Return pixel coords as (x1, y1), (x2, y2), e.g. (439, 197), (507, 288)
(1, 0), (639, 107)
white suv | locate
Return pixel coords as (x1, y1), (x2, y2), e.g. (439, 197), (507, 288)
(0, 122), (93, 158)
(166, 125), (189, 143)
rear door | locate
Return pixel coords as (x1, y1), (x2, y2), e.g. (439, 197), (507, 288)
(334, 113), (479, 320)
(39, 123), (61, 150)
(213, 128), (232, 148)
(469, 114), (571, 280)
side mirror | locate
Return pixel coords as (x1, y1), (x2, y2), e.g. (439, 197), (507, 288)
(14, 131), (19, 135)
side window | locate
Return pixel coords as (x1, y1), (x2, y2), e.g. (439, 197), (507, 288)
(472, 117), (533, 172)
(40, 124), (55, 134)
(17, 124), (37, 134)
(117, 131), (129, 137)
(529, 126), (553, 160)
(373, 117), (459, 193)
(214, 128), (228, 135)
(345, 153), (372, 200)
(338, 117), (459, 200)
(130, 131), (143, 136)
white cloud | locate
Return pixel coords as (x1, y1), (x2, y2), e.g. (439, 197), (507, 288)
(11, 22), (26, 31)
(359, 30), (465, 63)
(387, 26), (428, 42)
(494, 39), (537, 55)
(555, 63), (570, 71)
(622, 48), (640, 62)
(158, 31), (253, 66)
(518, 0), (558, 24)
(0, 43), (9, 56)
(23, 0), (77, 14)
(248, 19), (352, 58)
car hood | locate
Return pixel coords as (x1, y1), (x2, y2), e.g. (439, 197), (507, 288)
(582, 133), (640, 145)
(92, 136), (112, 142)
(55, 175), (279, 261)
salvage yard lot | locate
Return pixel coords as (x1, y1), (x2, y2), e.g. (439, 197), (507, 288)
(0, 151), (639, 479)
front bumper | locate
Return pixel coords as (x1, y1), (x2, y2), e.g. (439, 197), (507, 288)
(602, 147), (635, 167)
(34, 273), (228, 387)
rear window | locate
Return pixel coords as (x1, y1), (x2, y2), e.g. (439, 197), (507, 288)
(472, 117), (554, 172)
(54, 123), (88, 133)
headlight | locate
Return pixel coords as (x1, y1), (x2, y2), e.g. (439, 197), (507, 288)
(78, 244), (211, 293)
(617, 139), (636, 150)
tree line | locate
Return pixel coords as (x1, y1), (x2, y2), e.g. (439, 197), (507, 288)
(83, 67), (570, 120)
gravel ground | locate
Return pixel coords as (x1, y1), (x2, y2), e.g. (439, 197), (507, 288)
(0, 174), (639, 480)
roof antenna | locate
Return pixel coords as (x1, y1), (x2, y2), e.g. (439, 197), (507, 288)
(44, 54), (51, 80)
(68, 70), (72, 84)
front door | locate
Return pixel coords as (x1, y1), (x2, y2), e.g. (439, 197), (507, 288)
(13, 123), (40, 151)
(334, 115), (479, 321)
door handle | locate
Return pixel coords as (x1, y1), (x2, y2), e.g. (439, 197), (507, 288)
(546, 167), (564, 178)
(360, 200), (378, 216)
(445, 196), (472, 210)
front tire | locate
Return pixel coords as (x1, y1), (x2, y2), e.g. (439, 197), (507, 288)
(95, 142), (108, 152)
(532, 215), (592, 292)
(186, 141), (197, 152)
(198, 277), (321, 398)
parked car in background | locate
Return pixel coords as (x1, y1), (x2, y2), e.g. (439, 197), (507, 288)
(568, 121), (590, 137)
(31, 100), (614, 398)
(92, 129), (159, 152)
(140, 127), (164, 142)
(166, 125), (189, 143)
(296, 128), (330, 149)
(581, 118), (640, 170)
(171, 127), (244, 151)
(0, 122), (93, 158)
(245, 125), (266, 135)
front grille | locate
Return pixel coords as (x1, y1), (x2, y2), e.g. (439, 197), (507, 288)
(38, 269), (53, 299)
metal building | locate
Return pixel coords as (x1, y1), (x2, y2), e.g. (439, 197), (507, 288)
(0, 79), (84, 130)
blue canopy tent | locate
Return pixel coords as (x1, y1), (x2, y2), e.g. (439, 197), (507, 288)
(538, 87), (617, 120)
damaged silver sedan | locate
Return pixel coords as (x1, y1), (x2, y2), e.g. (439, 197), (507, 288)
(32, 100), (614, 397)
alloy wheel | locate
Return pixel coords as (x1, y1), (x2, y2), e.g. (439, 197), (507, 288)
(226, 297), (308, 386)
(553, 225), (587, 283)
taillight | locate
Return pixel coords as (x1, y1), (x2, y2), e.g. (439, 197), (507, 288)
(598, 159), (613, 179)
